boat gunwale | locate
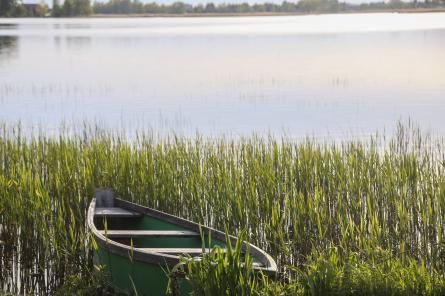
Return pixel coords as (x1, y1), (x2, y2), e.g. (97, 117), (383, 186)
(87, 196), (278, 273)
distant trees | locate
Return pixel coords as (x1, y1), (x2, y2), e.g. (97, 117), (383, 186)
(0, 0), (17, 16)
(52, 0), (61, 16)
(1, 0), (48, 16)
(62, 0), (91, 16)
(3, 0), (445, 17)
(92, 0), (445, 16)
(358, 0), (417, 10)
(296, 0), (341, 13)
(93, 0), (288, 15)
(35, 1), (49, 16)
(93, 0), (142, 14)
(0, 0), (89, 16)
(92, 0), (343, 15)
(51, 0), (91, 16)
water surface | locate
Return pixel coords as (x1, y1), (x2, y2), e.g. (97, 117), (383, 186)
(1, 13), (444, 137)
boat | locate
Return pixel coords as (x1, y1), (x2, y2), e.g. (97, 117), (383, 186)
(87, 188), (277, 296)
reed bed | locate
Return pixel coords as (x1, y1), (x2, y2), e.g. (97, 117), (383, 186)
(0, 122), (444, 295)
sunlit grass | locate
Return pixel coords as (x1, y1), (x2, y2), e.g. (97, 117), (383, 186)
(0, 122), (444, 295)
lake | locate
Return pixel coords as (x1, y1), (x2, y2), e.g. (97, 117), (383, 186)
(1, 13), (444, 138)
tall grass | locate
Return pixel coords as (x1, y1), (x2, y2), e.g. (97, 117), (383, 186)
(0, 122), (444, 295)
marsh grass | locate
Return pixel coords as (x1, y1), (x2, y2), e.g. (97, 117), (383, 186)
(178, 229), (260, 296)
(0, 121), (444, 295)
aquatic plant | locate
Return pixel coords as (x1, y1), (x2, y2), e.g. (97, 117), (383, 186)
(0, 122), (444, 295)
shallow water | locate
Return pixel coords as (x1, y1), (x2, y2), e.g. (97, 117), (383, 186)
(0, 13), (444, 137)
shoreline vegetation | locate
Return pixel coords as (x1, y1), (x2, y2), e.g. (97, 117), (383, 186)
(0, 0), (445, 17)
(0, 122), (444, 295)
(90, 7), (445, 17)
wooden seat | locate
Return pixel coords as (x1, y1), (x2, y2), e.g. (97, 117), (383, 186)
(139, 247), (227, 255)
(99, 230), (199, 238)
(95, 207), (142, 218)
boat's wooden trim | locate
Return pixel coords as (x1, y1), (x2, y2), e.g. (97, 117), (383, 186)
(88, 192), (277, 273)
(95, 207), (143, 218)
(139, 248), (227, 255)
(99, 230), (199, 238)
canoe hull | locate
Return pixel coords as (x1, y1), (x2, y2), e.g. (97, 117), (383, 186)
(94, 246), (191, 296)
(88, 189), (277, 295)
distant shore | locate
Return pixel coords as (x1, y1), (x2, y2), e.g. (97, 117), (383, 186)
(91, 7), (445, 18)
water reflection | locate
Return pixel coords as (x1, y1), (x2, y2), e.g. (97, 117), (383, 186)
(0, 15), (444, 137)
(0, 36), (18, 61)
(53, 36), (92, 51)
(66, 36), (91, 50)
(52, 23), (92, 30)
(0, 23), (17, 29)
(53, 35), (62, 48)
(63, 23), (92, 29)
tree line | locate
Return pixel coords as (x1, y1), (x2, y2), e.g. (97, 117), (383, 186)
(52, 0), (91, 16)
(1, 0), (445, 17)
(0, 0), (90, 16)
(93, 0), (445, 15)
(93, 0), (339, 14)
(0, 0), (15, 16)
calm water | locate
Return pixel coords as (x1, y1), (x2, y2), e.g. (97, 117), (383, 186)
(1, 13), (445, 137)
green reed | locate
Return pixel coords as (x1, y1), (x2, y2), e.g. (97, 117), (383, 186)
(0, 122), (444, 295)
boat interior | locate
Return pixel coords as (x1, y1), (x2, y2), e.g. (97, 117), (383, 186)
(94, 207), (227, 254)
(91, 189), (270, 269)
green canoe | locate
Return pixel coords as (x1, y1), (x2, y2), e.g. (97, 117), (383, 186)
(88, 189), (277, 296)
